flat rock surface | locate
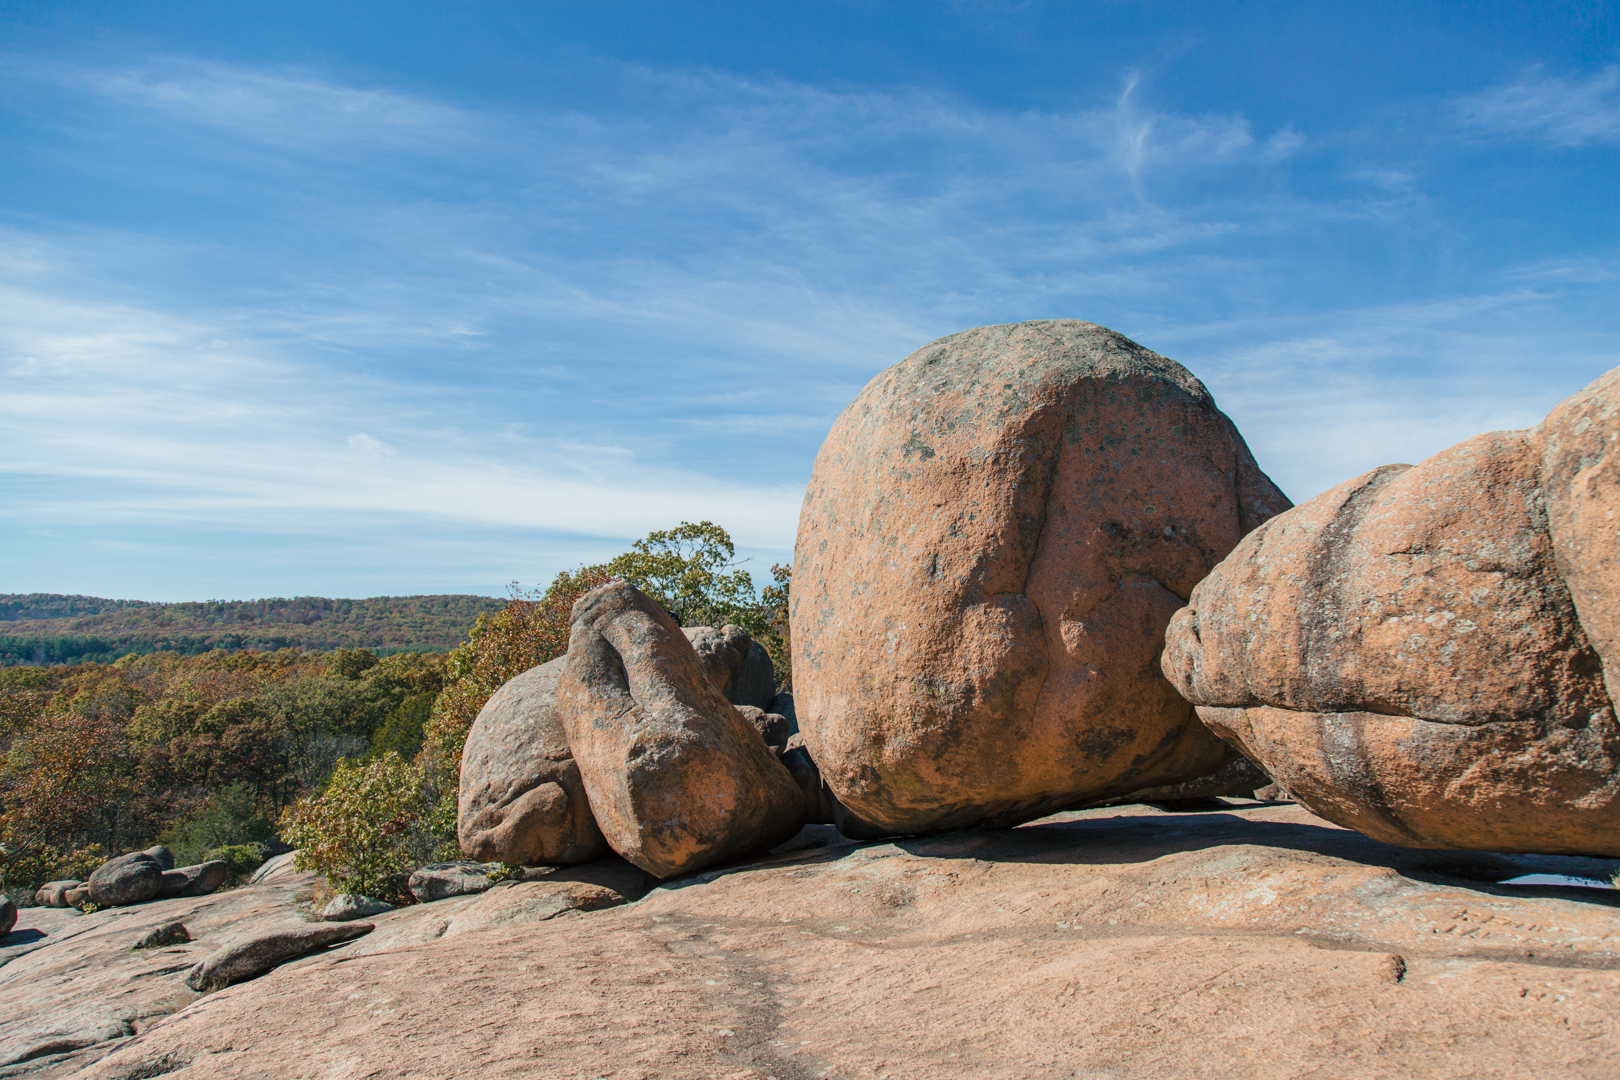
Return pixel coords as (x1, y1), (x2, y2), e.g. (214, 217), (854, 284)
(2, 802), (1605, 1079)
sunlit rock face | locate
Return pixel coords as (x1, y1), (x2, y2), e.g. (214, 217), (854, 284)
(791, 319), (1289, 835)
(1164, 367), (1620, 857)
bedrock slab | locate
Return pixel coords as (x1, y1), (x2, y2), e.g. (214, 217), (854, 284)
(63, 802), (1620, 1080)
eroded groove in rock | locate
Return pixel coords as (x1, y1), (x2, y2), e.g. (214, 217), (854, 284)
(1165, 368), (1620, 855)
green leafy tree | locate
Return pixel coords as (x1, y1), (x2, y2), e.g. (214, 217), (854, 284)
(601, 521), (760, 630)
(278, 752), (431, 899)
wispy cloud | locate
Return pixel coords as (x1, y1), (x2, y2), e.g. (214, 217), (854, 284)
(2, 52), (1614, 596)
(1452, 65), (1620, 146)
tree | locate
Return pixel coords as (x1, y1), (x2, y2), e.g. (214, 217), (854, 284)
(602, 521), (760, 630)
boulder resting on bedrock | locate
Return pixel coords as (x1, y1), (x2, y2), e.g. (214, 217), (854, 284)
(558, 581), (805, 877)
(1162, 367), (1620, 856)
(683, 625), (777, 710)
(457, 657), (610, 867)
(790, 319), (1290, 834)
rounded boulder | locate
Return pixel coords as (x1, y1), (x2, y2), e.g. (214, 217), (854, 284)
(88, 852), (165, 907)
(458, 657), (609, 867)
(791, 319), (1289, 833)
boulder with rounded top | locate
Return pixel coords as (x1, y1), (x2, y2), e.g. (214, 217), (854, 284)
(457, 657), (609, 867)
(791, 319), (1289, 835)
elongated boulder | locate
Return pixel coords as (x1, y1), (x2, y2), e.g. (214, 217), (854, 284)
(1163, 368), (1620, 855)
(558, 582), (805, 877)
(185, 923), (374, 992)
(458, 657), (610, 867)
(792, 319), (1289, 833)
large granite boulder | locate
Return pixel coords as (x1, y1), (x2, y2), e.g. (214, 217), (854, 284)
(791, 319), (1289, 834)
(1163, 369), (1620, 855)
(88, 852), (165, 907)
(558, 581), (806, 877)
(457, 657), (609, 867)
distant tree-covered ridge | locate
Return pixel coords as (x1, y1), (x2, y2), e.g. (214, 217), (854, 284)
(0, 594), (506, 666)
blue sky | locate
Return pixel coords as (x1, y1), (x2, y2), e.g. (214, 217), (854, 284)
(2, 1), (1617, 601)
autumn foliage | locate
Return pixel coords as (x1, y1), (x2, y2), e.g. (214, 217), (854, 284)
(1, 522), (787, 901)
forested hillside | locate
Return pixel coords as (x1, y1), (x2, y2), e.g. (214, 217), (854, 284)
(0, 594), (506, 666)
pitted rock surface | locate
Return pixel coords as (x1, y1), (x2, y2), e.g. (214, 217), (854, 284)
(559, 582), (804, 877)
(1164, 368), (1620, 855)
(457, 656), (609, 867)
(792, 319), (1289, 834)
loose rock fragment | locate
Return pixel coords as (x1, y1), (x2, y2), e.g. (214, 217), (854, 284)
(185, 923), (374, 992)
(133, 922), (191, 950)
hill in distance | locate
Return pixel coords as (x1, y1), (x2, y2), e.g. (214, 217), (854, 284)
(0, 593), (507, 666)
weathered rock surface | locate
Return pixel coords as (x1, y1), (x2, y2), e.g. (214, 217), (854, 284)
(1165, 369), (1620, 856)
(407, 862), (499, 903)
(247, 851), (298, 885)
(682, 624), (777, 709)
(131, 922), (191, 951)
(456, 656), (609, 868)
(33, 882), (82, 909)
(66, 802), (1620, 1080)
(560, 582), (805, 877)
(157, 862), (228, 900)
(0, 850), (660, 1075)
(793, 319), (1290, 834)
(185, 922), (375, 992)
(87, 853), (164, 908)
(319, 895), (393, 921)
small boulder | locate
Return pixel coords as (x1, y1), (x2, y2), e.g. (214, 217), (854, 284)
(0, 898), (15, 938)
(559, 582), (806, 878)
(88, 852), (165, 907)
(33, 880), (83, 908)
(777, 736), (835, 825)
(1109, 755), (1273, 806)
(736, 705), (794, 748)
(767, 691), (799, 737)
(142, 845), (176, 871)
(408, 862), (499, 903)
(457, 657), (609, 868)
(132, 922), (191, 950)
(683, 625), (778, 709)
(185, 923), (374, 992)
(258, 836), (294, 859)
(320, 894), (394, 921)
(158, 861), (229, 899)
(64, 885), (90, 907)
